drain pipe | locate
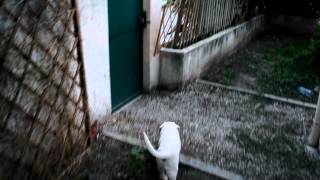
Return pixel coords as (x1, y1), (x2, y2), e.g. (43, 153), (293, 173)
(308, 92), (320, 148)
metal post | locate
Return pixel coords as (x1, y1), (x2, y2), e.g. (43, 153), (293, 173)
(308, 92), (320, 147)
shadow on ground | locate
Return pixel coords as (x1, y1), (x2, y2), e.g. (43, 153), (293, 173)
(66, 136), (221, 180)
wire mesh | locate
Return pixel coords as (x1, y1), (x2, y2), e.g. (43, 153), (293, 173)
(0, 0), (90, 179)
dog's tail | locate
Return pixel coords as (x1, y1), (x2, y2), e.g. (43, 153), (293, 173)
(143, 132), (171, 159)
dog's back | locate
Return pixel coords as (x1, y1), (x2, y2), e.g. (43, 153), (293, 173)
(143, 122), (181, 180)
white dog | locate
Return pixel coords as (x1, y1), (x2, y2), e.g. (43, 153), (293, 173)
(143, 122), (181, 180)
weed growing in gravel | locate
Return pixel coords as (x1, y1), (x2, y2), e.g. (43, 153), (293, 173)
(128, 146), (158, 179)
(223, 69), (236, 85)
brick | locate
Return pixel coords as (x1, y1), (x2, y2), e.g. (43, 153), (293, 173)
(68, 19), (75, 33)
(68, 59), (78, 78)
(0, 35), (9, 57)
(74, 109), (84, 128)
(70, 84), (81, 103)
(0, 130), (15, 155)
(62, 77), (73, 95)
(0, 10), (14, 35)
(37, 104), (51, 125)
(20, 144), (37, 167)
(55, 94), (66, 113)
(15, 86), (39, 117)
(48, 42), (58, 58)
(30, 45), (52, 74)
(40, 132), (56, 152)
(52, 66), (63, 85)
(36, 27), (54, 51)
(0, 157), (16, 179)
(47, 111), (60, 132)
(72, 48), (78, 59)
(1, 135), (24, 162)
(0, 71), (19, 101)
(31, 151), (47, 177)
(60, 111), (70, 128)
(6, 107), (32, 135)
(20, 8), (37, 33)
(55, 48), (66, 67)
(75, 73), (80, 84)
(78, 98), (83, 109)
(52, 20), (65, 37)
(43, 84), (57, 106)
(4, 0), (24, 18)
(3, 48), (28, 78)
(63, 34), (76, 52)
(29, 123), (44, 145)
(0, 99), (10, 126)
(65, 101), (76, 119)
(12, 167), (29, 180)
(12, 28), (33, 56)
(23, 65), (48, 95)
(39, 6), (55, 28)
(27, 0), (46, 16)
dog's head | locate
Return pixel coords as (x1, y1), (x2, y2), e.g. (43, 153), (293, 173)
(160, 121), (180, 130)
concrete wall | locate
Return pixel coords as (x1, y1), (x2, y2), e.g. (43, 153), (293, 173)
(143, 0), (162, 91)
(159, 15), (266, 89)
(268, 15), (317, 36)
(78, 0), (162, 118)
(77, 0), (112, 122)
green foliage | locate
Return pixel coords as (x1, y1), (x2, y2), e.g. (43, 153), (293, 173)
(258, 26), (320, 98)
(129, 146), (147, 170)
(127, 146), (158, 179)
(223, 69), (236, 85)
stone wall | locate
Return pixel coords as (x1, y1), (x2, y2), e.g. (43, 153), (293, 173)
(0, 0), (90, 178)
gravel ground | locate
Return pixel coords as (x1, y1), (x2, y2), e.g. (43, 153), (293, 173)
(66, 136), (220, 180)
(104, 82), (320, 179)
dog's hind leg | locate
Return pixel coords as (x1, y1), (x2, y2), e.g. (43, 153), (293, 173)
(156, 159), (168, 180)
(167, 172), (177, 180)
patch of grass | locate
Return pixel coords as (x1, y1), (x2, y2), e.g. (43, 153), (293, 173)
(127, 146), (158, 179)
(248, 63), (258, 74)
(258, 43), (319, 97)
(257, 22), (320, 100)
(222, 69), (236, 85)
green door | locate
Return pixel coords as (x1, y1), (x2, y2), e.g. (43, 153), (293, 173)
(108, 0), (143, 111)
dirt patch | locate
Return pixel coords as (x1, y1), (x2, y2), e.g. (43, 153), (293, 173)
(65, 136), (220, 180)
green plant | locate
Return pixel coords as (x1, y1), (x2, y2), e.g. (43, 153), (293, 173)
(127, 146), (157, 179)
(258, 26), (320, 99)
(129, 147), (147, 170)
(223, 69), (236, 85)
